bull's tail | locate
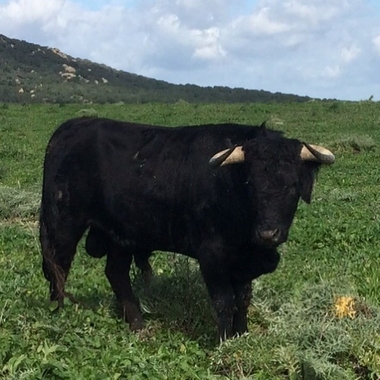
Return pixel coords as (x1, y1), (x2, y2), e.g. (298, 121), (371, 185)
(39, 205), (64, 307)
(39, 199), (80, 308)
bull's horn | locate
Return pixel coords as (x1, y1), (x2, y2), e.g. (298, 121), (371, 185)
(300, 144), (335, 164)
(209, 146), (245, 167)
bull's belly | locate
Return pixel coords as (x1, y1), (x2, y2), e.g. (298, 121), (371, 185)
(88, 217), (198, 259)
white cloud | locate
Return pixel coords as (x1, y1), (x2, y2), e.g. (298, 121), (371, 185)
(341, 45), (361, 63)
(234, 7), (292, 36)
(157, 13), (180, 31)
(0, 0), (379, 100)
(192, 28), (226, 60)
(283, 0), (343, 25)
(0, 0), (64, 24)
(322, 65), (341, 79)
(146, 0), (232, 29)
(373, 35), (380, 54)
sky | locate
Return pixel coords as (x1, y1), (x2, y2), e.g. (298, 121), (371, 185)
(0, 0), (379, 101)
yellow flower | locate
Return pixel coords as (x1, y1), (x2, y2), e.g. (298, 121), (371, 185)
(334, 296), (356, 319)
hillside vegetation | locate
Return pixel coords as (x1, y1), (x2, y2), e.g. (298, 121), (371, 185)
(0, 34), (312, 104)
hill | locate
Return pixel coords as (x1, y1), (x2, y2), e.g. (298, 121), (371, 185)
(0, 34), (311, 104)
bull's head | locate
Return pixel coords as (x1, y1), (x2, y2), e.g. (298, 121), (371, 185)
(209, 139), (335, 248)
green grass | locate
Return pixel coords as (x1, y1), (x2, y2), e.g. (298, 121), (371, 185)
(1, 101), (380, 379)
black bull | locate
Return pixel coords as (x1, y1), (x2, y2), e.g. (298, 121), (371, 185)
(40, 117), (335, 340)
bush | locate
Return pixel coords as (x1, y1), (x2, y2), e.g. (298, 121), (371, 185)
(0, 186), (40, 220)
(75, 108), (99, 117)
(332, 135), (376, 152)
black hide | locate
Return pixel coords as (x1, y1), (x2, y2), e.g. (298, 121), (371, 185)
(40, 117), (323, 340)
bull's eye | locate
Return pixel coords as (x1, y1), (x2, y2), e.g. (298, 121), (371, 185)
(286, 184), (298, 195)
(284, 183), (297, 193)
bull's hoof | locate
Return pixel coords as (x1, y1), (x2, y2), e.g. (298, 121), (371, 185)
(130, 318), (144, 332)
(232, 318), (248, 337)
(120, 303), (144, 331)
(141, 268), (153, 286)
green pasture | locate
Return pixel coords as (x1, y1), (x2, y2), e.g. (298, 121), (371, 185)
(0, 101), (380, 379)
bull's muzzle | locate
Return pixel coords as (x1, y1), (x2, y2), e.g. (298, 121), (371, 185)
(256, 228), (283, 247)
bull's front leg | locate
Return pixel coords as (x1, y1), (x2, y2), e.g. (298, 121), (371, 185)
(198, 253), (236, 341)
(232, 280), (252, 335)
(229, 247), (279, 335)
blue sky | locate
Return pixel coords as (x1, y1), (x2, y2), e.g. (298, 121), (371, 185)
(369, 0), (380, 9)
(0, 0), (380, 100)
(62, 0), (259, 11)
(73, 0), (136, 10)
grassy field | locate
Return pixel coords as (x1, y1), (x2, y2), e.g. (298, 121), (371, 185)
(0, 101), (380, 379)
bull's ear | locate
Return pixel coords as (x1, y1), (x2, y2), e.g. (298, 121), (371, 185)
(299, 162), (321, 203)
(259, 121), (268, 135)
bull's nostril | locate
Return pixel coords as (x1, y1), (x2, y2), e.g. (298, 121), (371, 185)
(259, 229), (280, 242)
(272, 229), (280, 240)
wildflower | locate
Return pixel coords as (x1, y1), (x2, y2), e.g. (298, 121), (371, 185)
(334, 296), (356, 319)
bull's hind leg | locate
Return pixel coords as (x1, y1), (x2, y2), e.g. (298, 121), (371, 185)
(134, 251), (153, 285)
(40, 217), (85, 308)
(105, 246), (144, 331)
